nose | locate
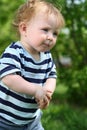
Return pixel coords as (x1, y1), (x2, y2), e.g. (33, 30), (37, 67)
(47, 32), (54, 41)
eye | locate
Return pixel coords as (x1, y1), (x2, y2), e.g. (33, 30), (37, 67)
(42, 28), (49, 32)
(53, 32), (58, 37)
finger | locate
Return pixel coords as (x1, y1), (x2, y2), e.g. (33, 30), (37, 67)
(39, 98), (49, 109)
(46, 93), (52, 100)
(39, 101), (49, 109)
(43, 95), (49, 103)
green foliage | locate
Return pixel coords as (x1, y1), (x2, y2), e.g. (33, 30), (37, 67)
(67, 66), (87, 105)
(0, 0), (24, 53)
(0, 0), (87, 116)
(56, 65), (87, 105)
(53, 0), (87, 105)
(42, 103), (87, 130)
(0, 0), (87, 129)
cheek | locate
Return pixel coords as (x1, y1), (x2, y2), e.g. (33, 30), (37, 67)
(52, 40), (56, 48)
(54, 38), (57, 44)
(52, 43), (56, 48)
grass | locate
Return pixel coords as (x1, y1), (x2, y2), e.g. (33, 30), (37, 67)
(41, 82), (87, 130)
(0, 44), (87, 130)
(42, 99), (87, 130)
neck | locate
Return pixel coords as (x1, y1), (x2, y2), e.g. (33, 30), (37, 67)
(20, 41), (40, 61)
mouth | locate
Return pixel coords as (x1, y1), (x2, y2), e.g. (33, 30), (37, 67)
(44, 42), (51, 46)
(40, 43), (53, 52)
(42, 44), (50, 48)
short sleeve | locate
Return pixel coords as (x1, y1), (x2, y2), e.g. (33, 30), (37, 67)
(0, 47), (21, 79)
(45, 52), (57, 79)
(48, 61), (57, 78)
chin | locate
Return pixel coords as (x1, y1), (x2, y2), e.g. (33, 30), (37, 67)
(39, 47), (50, 52)
(41, 50), (50, 52)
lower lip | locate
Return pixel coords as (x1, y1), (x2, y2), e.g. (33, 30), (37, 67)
(43, 44), (50, 47)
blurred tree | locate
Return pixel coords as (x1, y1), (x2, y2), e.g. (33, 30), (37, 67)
(0, 0), (87, 105)
(56, 0), (87, 105)
(0, 0), (24, 53)
(47, 0), (87, 105)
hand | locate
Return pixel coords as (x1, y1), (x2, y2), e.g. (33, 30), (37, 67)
(37, 95), (49, 109)
(37, 90), (52, 109)
(34, 86), (47, 104)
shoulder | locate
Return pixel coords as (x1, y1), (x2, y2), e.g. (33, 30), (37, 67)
(0, 42), (23, 63)
(7, 41), (23, 52)
(2, 42), (23, 57)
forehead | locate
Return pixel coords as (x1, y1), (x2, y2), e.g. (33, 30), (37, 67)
(26, 1), (64, 29)
(35, 3), (63, 27)
(31, 11), (59, 29)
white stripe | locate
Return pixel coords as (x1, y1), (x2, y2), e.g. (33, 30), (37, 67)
(0, 91), (38, 109)
(0, 103), (36, 118)
(0, 113), (37, 125)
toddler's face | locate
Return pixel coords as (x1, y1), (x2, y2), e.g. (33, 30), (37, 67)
(21, 12), (58, 53)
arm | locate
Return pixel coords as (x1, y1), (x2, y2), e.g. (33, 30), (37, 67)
(43, 78), (56, 96)
(1, 74), (46, 100)
(38, 78), (56, 109)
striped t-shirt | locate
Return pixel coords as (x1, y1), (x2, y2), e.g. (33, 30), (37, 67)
(0, 41), (57, 125)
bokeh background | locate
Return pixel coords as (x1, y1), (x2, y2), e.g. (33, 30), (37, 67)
(0, 0), (87, 129)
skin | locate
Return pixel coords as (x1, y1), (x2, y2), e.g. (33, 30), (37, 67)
(19, 12), (58, 59)
(2, 11), (58, 109)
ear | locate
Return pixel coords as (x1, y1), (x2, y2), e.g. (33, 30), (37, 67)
(19, 22), (27, 35)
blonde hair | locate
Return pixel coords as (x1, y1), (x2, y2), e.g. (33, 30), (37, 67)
(13, 0), (65, 32)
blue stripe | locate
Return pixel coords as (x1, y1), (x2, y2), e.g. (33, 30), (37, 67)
(49, 72), (56, 76)
(0, 98), (37, 113)
(21, 65), (47, 74)
(23, 77), (46, 84)
(45, 51), (50, 54)
(21, 62), (51, 74)
(20, 53), (51, 65)
(0, 109), (36, 121)
(0, 85), (36, 103)
(9, 42), (22, 49)
(0, 65), (19, 75)
(1, 53), (20, 63)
